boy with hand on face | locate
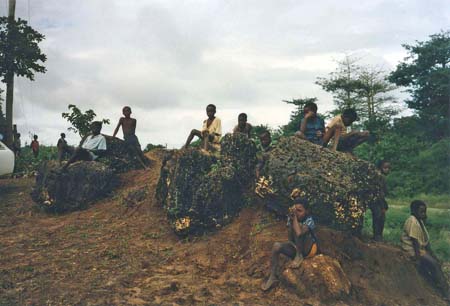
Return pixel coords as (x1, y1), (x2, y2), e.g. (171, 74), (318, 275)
(401, 200), (450, 299)
(322, 108), (369, 152)
(233, 113), (252, 138)
(184, 104), (222, 151)
(261, 197), (319, 291)
(113, 106), (148, 169)
(62, 121), (107, 170)
(295, 102), (325, 145)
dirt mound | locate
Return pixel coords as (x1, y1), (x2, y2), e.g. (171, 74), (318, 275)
(258, 136), (384, 232)
(157, 133), (257, 235)
(0, 150), (448, 305)
(31, 160), (116, 213)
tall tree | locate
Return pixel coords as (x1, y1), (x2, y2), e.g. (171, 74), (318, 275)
(316, 56), (398, 134)
(0, 16), (47, 147)
(389, 31), (450, 139)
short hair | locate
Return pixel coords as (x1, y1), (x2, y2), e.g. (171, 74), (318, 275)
(293, 197), (309, 210)
(238, 113), (247, 120)
(122, 106), (131, 112)
(259, 130), (271, 138)
(16, 133), (21, 137)
(206, 104), (216, 111)
(304, 102), (318, 112)
(61, 133), (66, 137)
(91, 121), (103, 127)
(410, 200), (426, 214)
(33, 134), (38, 139)
(342, 108), (358, 121)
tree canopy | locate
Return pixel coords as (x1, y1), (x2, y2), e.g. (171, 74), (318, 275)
(389, 31), (450, 138)
(62, 104), (110, 138)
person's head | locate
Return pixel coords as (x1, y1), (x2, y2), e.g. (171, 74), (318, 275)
(16, 133), (21, 138)
(410, 200), (427, 221)
(238, 113), (247, 128)
(122, 106), (132, 118)
(303, 102), (318, 116)
(291, 198), (310, 221)
(90, 121), (103, 135)
(342, 108), (358, 126)
(33, 135), (38, 140)
(377, 160), (391, 175)
(206, 104), (216, 119)
(259, 130), (271, 148)
(60, 133), (66, 139)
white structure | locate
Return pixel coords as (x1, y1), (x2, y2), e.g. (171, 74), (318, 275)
(0, 141), (15, 175)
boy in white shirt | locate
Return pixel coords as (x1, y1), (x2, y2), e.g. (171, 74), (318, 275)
(62, 121), (107, 170)
(184, 104), (222, 151)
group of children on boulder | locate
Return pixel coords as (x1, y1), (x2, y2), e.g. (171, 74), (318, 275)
(55, 102), (448, 299)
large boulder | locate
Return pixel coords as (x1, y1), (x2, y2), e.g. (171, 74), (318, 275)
(156, 133), (258, 235)
(256, 136), (384, 232)
(97, 135), (146, 173)
(31, 161), (116, 213)
(282, 254), (351, 301)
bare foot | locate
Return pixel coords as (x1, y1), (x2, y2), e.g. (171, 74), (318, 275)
(261, 275), (278, 291)
(289, 254), (304, 269)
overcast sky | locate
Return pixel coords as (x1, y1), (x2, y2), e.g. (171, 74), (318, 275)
(1, 0), (449, 148)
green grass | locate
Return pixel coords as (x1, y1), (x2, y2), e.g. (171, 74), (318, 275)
(364, 196), (450, 261)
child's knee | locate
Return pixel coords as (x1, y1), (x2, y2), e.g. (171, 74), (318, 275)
(272, 242), (282, 253)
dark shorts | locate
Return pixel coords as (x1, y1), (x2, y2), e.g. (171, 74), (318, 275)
(337, 132), (369, 152)
(124, 134), (141, 150)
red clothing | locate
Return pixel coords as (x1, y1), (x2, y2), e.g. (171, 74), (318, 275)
(31, 140), (39, 152)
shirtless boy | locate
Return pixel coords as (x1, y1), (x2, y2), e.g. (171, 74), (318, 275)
(113, 106), (147, 169)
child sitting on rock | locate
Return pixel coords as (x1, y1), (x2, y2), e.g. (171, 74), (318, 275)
(233, 113), (252, 138)
(401, 200), (450, 299)
(322, 108), (369, 153)
(295, 101), (325, 145)
(112, 106), (148, 169)
(62, 121), (107, 170)
(261, 197), (319, 291)
(184, 104), (222, 151)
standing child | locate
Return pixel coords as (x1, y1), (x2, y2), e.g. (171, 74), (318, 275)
(261, 197), (319, 291)
(401, 200), (450, 299)
(233, 113), (252, 138)
(184, 104), (222, 151)
(30, 135), (39, 158)
(113, 106), (148, 169)
(57, 133), (73, 165)
(295, 102), (325, 145)
(370, 160), (390, 241)
(322, 108), (369, 152)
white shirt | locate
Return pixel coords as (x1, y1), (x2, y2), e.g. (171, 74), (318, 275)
(82, 134), (107, 159)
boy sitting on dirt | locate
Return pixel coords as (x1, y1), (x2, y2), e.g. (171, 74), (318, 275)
(62, 121), (107, 170)
(184, 104), (222, 151)
(401, 200), (450, 299)
(112, 106), (148, 169)
(322, 108), (369, 152)
(370, 160), (390, 241)
(295, 102), (325, 145)
(261, 197), (319, 291)
(233, 113), (252, 138)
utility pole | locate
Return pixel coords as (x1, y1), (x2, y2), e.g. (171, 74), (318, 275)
(5, 0), (16, 148)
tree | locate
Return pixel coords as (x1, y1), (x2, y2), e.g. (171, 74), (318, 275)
(316, 56), (398, 134)
(62, 104), (110, 138)
(0, 17), (47, 147)
(389, 31), (450, 139)
(316, 55), (363, 114)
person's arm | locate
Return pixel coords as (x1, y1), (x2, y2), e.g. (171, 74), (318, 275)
(297, 118), (308, 140)
(330, 128), (341, 151)
(247, 124), (252, 137)
(411, 238), (421, 260)
(112, 118), (123, 138)
(291, 215), (310, 238)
